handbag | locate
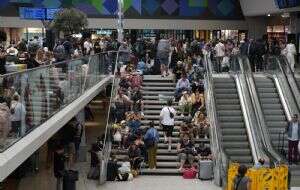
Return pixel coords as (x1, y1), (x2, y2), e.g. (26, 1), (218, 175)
(167, 107), (174, 119)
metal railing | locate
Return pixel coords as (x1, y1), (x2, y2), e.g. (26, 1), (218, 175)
(99, 51), (128, 184)
(0, 52), (117, 152)
(204, 54), (228, 187)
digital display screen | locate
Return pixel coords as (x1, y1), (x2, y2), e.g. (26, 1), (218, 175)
(19, 7), (45, 20)
(276, 0), (300, 8)
(46, 8), (61, 20)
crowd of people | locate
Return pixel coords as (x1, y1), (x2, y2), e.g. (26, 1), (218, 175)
(0, 33), (298, 187)
(0, 36), (120, 75)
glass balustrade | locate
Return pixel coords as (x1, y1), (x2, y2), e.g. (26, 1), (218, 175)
(0, 52), (117, 152)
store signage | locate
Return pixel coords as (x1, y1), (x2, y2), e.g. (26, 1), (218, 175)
(96, 30), (112, 35)
(19, 7), (62, 20)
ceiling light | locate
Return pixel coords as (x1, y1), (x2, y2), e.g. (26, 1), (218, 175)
(267, 14), (271, 17)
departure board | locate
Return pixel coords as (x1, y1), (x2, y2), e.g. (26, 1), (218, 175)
(19, 7), (45, 20)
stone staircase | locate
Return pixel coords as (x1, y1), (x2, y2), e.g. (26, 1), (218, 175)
(113, 75), (210, 175)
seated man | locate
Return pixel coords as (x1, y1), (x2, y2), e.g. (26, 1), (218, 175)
(114, 89), (133, 122)
(175, 72), (190, 100)
(177, 134), (196, 171)
(195, 142), (212, 160)
(131, 87), (144, 116)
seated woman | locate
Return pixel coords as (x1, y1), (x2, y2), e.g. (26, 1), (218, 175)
(114, 89), (133, 122)
(175, 72), (190, 100)
(131, 87), (144, 116)
(190, 90), (205, 116)
(179, 123), (193, 141)
(128, 143), (143, 171)
(192, 111), (209, 139)
(179, 91), (192, 117)
(177, 134), (196, 171)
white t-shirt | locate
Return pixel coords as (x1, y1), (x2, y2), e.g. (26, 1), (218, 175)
(84, 41), (92, 53)
(214, 42), (225, 57)
(160, 106), (176, 126)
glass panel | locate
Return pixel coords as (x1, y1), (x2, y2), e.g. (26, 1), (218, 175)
(0, 53), (111, 152)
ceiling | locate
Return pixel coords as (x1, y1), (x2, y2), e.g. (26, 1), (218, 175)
(239, 0), (300, 16)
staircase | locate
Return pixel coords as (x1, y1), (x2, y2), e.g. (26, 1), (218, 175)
(140, 75), (181, 175)
(113, 75), (210, 175)
(213, 77), (253, 165)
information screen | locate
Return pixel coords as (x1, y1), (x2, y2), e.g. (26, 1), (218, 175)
(19, 7), (45, 20)
(276, 0), (300, 8)
(46, 8), (61, 20)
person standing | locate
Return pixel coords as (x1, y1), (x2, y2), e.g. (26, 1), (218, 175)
(286, 114), (300, 164)
(285, 40), (297, 72)
(10, 94), (26, 137)
(157, 39), (171, 77)
(54, 144), (65, 190)
(214, 39), (225, 73)
(144, 121), (159, 169)
(160, 99), (176, 152)
(232, 165), (251, 190)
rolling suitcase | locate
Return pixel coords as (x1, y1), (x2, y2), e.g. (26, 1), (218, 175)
(199, 160), (213, 180)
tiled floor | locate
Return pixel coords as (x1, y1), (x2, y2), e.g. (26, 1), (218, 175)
(19, 162), (221, 190)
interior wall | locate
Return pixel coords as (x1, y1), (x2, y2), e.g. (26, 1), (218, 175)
(0, 17), (249, 30)
(245, 17), (268, 40)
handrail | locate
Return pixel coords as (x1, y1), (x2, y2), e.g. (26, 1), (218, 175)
(232, 55), (267, 165)
(275, 55), (300, 115)
(0, 52), (113, 152)
(0, 51), (118, 77)
(234, 73), (261, 164)
(265, 56), (295, 121)
(238, 55), (282, 166)
(204, 54), (228, 187)
(99, 50), (128, 184)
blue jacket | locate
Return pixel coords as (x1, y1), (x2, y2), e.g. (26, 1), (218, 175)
(286, 121), (300, 140)
(144, 128), (159, 143)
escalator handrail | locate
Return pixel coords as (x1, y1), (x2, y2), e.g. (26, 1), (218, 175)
(238, 55), (282, 166)
(265, 56), (293, 121)
(204, 54), (229, 187)
(233, 68), (261, 164)
(275, 55), (300, 115)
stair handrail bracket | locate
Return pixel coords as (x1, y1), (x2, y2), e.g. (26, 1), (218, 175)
(204, 55), (228, 187)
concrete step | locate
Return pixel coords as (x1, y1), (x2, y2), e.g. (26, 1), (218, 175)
(142, 86), (175, 91)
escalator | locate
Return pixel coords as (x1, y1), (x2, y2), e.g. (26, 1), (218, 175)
(253, 75), (288, 151)
(213, 76), (253, 165)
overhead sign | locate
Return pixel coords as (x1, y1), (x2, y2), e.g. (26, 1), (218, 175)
(19, 7), (62, 20)
(19, 7), (45, 20)
(46, 8), (61, 20)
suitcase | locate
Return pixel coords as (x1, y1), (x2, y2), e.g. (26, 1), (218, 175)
(199, 160), (213, 180)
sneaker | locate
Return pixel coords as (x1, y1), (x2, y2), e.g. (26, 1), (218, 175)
(178, 167), (183, 171)
(141, 112), (144, 117)
(196, 135), (200, 139)
(181, 114), (184, 117)
(168, 145), (172, 152)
